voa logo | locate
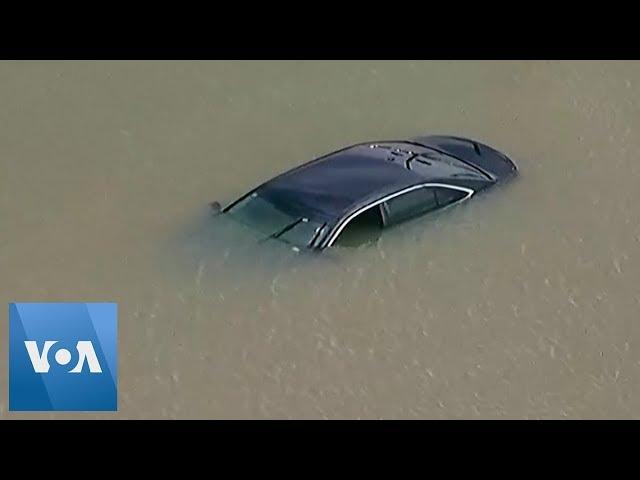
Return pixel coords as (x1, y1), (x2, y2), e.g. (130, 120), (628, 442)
(9, 302), (118, 411)
(24, 340), (103, 373)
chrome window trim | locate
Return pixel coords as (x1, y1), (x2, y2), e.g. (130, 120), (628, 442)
(323, 183), (474, 248)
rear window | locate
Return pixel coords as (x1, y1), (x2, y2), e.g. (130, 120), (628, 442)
(408, 150), (486, 180)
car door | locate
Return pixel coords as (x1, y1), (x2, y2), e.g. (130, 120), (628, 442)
(324, 184), (473, 248)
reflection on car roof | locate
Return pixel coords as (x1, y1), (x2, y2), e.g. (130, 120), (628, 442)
(257, 144), (425, 221)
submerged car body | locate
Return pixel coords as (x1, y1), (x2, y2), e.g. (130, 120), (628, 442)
(221, 135), (517, 250)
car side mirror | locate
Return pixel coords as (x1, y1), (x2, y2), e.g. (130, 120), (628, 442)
(209, 201), (222, 216)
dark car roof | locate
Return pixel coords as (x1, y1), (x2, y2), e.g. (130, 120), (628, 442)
(251, 142), (487, 223)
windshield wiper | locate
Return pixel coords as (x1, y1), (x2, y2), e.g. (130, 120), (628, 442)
(258, 217), (305, 244)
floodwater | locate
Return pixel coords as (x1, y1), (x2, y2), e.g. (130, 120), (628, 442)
(1, 61), (639, 419)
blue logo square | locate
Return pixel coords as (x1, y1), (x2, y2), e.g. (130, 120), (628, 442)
(9, 303), (118, 412)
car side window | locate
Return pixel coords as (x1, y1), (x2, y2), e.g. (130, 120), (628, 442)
(434, 187), (467, 208)
(383, 187), (439, 226)
(333, 205), (383, 248)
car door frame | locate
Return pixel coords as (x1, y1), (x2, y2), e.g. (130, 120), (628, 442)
(322, 183), (474, 248)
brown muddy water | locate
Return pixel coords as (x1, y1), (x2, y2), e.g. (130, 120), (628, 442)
(1, 61), (639, 419)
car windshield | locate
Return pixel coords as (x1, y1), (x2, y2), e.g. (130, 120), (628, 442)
(226, 193), (324, 248)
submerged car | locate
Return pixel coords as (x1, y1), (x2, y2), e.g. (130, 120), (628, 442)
(218, 135), (517, 250)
